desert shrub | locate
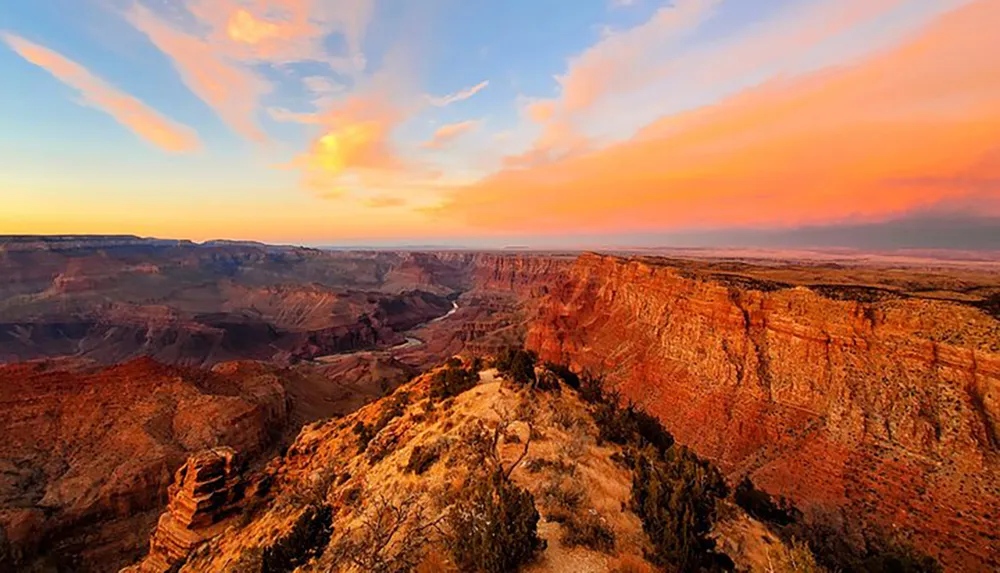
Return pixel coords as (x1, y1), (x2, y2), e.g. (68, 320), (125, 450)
(545, 362), (580, 389)
(561, 510), (616, 553)
(525, 457), (575, 475)
(767, 538), (825, 573)
(332, 494), (440, 573)
(540, 479), (586, 521)
(446, 412), (543, 572)
(629, 445), (729, 570)
(446, 471), (545, 573)
(260, 504), (333, 573)
(592, 397), (673, 453)
(405, 440), (447, 475)
(495, 347), (538, 386)
(734, 477), (800, 526)
(354, 391), (411, 454)
(430, 365), (478, 400)
(791, 518), (942, 573)
(353, 420), (376, 453)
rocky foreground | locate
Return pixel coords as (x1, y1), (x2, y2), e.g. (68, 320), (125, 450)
(125, 361), (805, 573)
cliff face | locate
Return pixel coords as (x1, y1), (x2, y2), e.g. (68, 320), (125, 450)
(525, 254), (1000, 570)
(0, 359), (288, 572)
(128, 448), (247, 573)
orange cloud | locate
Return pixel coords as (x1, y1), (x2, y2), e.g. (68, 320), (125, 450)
(422, 120), (480, 149)
(441, 0), (1000, 233)
(2, 33), (199, 152)
(289, 95), (407, 194)
(364, 195), (407, 208)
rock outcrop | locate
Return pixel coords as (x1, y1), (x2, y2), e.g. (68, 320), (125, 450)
(129, 448), (246, 573)
(0, 359), (287, 572)
(526, 253), (1000, 570)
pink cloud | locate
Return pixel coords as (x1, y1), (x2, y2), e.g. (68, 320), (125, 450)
(422, 120), (480, 149)
(2, 33), (200, 153)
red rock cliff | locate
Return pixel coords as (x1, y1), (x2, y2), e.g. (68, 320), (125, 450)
(526, 253), (1000, 570)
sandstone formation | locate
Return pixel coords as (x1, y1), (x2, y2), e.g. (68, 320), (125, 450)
(0, 358), (287, 571)
(128, 448), (246, 573)
(526, 253), (1000, 570)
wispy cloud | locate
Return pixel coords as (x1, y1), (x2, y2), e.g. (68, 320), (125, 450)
(125, 0), (376, 140)
(364, 195), (407, 208)
(422, 120), (480, 149)
(2, 32), (200, 152)
(429, 80), (489, 107)
(440, 0), (1000, 233)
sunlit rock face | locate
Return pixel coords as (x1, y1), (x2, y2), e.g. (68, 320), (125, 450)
(524, 253), (1000, 570)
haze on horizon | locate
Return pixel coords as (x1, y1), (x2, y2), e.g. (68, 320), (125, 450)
(1, 0), (998, 249)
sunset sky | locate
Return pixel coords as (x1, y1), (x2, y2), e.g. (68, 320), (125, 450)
(1, 0), (998, 247)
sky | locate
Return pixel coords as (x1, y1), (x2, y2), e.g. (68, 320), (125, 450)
(1, 0), (998, 248)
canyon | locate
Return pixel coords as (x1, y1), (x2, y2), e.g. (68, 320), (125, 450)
(0, 236), (998, 570)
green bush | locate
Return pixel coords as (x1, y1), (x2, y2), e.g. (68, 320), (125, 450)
(629, 445), (728, 570)
(446, 471), (545, 573)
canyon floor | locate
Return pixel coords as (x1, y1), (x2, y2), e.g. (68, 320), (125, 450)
(0, 236), (997, 571)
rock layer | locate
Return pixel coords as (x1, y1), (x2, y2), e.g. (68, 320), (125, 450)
(130, 448), (246, 573)
(526, 253), (1000, 570)
(0, 359), (287, 572)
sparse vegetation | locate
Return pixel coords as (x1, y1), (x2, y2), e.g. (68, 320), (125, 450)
(242, 503), (333, 573)
(404, 440), (447, 475)
(560, 510), (616, 553)
(630, 444), (729, 569)
(734, 476), (800, 526)
(430, 362), (478, 400)
(353, 391), (411, 454)
(495, 346), (538, 386)
(332, 494), (441, 573)
(766, 538), (825, 573)
(445, 414), (545, 572)
(446, 470), (545, 573)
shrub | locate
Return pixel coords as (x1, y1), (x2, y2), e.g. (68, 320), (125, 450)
(446, 471), (545, 573)
(260, 504), (333, 573)
(629, 445), (729, 570)
(561, 510), (616, 553)
(545, 362), (580, 389)
(791, 516), (942, 573)
(734, 477), (799, 526)
(767, 538), (825, 573)
(430, 365), (478, 400)
(405, 441), (447, 475)
(495, 347), (538, 386)
(355, 391), (411, 454)
(333, 494), (439, 573)
(592, 396), (673, 453)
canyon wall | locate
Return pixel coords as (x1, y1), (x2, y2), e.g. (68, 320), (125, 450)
(524, 253), (999, 569)
(0, 359), (288, 571)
